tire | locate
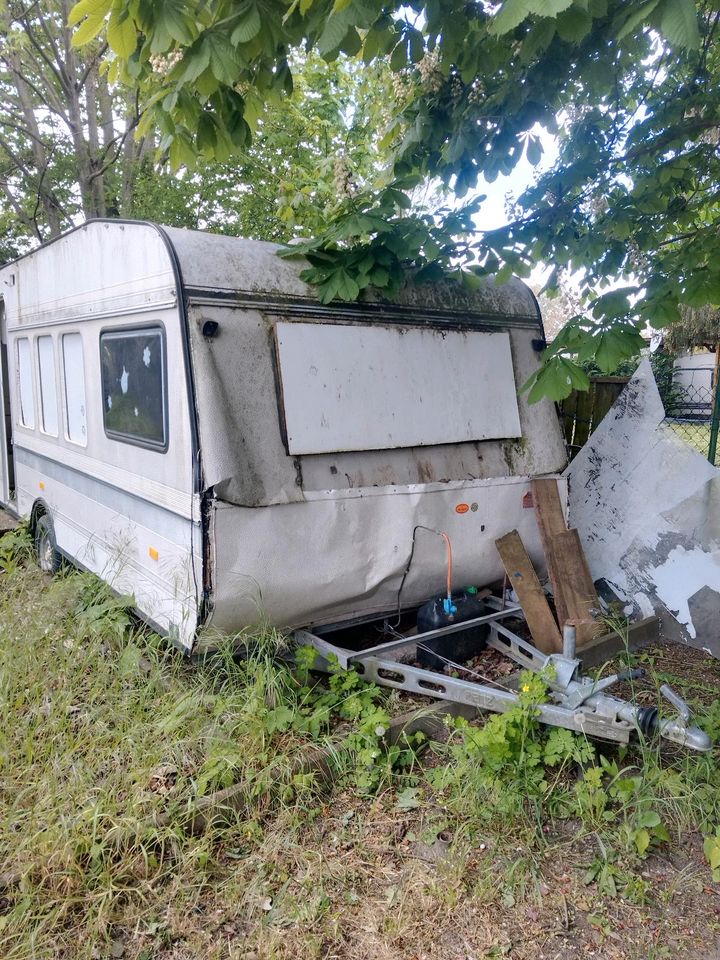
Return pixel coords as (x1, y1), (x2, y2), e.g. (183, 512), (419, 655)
(34, 514), (61, 574)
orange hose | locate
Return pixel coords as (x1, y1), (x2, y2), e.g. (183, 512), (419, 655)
(440, 531), (453, 600)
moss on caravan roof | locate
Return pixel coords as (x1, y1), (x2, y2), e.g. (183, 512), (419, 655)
(161, 225), (541, 323)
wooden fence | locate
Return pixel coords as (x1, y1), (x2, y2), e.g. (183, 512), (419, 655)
(558, 376), (629, 460)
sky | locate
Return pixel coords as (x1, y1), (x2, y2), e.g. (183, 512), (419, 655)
(471, 124), (560, 288)
(472, 124), (559, 231)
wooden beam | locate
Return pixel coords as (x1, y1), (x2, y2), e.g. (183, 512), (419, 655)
(495, 530), (562, 654)
(548, 528), (603, 647)
(578, 616), (660, 670)
(531, 477), (569, 628)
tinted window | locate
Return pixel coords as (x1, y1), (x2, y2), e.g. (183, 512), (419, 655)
(100, 328), (166, 448)
(62, 333), (87, 445)
(37, 336), (58, 436)
(16, 338), (35, 428)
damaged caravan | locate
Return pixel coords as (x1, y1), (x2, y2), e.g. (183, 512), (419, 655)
(0, 219), (567, 653)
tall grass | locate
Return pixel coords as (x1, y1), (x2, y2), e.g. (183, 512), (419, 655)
(0, 556), (329, 959)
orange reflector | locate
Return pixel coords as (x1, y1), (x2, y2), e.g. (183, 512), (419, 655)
(39, 481), (45, 490)
(455, 503), (470, 514)
(148, 547), (159, 561)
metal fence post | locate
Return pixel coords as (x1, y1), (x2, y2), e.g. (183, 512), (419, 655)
(708, 371), (720, 466)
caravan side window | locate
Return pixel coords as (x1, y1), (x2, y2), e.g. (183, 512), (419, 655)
(100, 327), (166, 450)
(16, 337), (35, 429)
(37, 336), (58, 436)
(62, 333), (87, 445)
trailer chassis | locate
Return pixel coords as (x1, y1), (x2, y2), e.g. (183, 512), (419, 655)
(294, 598), (711, 752)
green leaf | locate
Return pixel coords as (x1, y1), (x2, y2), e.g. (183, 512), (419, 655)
(490, 0), (533, 36)
(390, 39), (408, 71)
(205, 33), (243, 84)
(636, 810), (661, 829)
(107, 10), (137, 58)
(594, 328), (643, 373)
(635, 828), (650, 856)
(158, 2), (194, 45)
(659, 0), (700, 49)
(704, 837), (720, 870)
(408, 28), (424, 63)
(396, 786), (421, 810)
(520, 18), (556, 62)
(526, 135), (543, 166)
(177, 41), (211, 83)
(68, 0), (112, 27)
(538, 0), (575, 13)
(336, 268), (360, 300)
(556, 7), (592, 42)
(317, 13), (351, 54)
(72, 11), (106, 45)
(196, 112), (218, 152)
(525, 356), (589, 403)
(231, 6), (262, 44)
(614, 0), (661, 40)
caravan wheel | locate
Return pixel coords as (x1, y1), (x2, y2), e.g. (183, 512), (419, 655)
(34, 515), (61, 575)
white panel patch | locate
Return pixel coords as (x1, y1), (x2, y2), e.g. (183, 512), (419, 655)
(276, 322), (521, 455)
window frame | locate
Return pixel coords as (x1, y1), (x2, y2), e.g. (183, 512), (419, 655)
(15, 336), (36, 430)
(98, 322), (169, 453)
(36, 334), (59, 438)
(61, 331), (88, 447)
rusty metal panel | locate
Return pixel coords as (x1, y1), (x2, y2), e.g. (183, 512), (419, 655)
(275, 321), (522, 455)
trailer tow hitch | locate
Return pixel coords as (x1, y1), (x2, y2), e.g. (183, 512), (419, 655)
(295, 602), (712, 753)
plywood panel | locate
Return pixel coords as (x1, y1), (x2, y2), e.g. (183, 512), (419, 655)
(495, 530), (562, 654)
(275, 321), (521, 455)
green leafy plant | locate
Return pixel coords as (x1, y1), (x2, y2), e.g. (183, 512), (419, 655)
(0, 527), (32, 576)
(703, 826), (720, 881)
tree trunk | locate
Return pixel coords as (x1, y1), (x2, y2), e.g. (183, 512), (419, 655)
(8, 58), (63, 236)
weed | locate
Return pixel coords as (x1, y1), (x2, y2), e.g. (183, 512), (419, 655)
(703, 826), (720, 881)
(0, 525), (31, 575)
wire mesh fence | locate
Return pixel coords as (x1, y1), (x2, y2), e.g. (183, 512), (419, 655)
(660, 363), (720, 467)
(559, 360), (720, 466)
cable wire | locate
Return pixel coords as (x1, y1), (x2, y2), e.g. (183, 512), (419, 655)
(394, 525), (453, 626)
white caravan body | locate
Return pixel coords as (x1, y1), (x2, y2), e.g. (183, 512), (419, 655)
(0, 220), (567, 653)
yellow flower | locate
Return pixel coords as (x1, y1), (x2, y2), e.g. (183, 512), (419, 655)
(521, 683), (530, 693)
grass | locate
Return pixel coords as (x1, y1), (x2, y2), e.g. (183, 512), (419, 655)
(666, 418), (718, 463)
(1, 540), (720, 959)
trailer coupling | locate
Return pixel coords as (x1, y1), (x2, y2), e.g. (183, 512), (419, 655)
(294, 602), (712, 753)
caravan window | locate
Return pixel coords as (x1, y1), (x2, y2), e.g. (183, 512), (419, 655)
(37, 336), (58, 436)
(100, 327), (166, 450)
(62, 333), (87, 445)
(16, 338), (35, 428)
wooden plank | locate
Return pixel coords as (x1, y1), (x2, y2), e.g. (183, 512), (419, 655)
(495, 530), (562, 654)
(572, 382), (595, 449)
(548, 528), (603, 647)
(578, 616), (660, 671)
(558, 387), (580, 453)
(592, 379), (626, 431)
(531, 477), (569, 629)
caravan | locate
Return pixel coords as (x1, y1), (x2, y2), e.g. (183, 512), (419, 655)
(0, 219), (567, 653)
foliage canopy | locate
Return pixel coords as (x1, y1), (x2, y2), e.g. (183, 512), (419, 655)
(71, 0), (720, 398)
